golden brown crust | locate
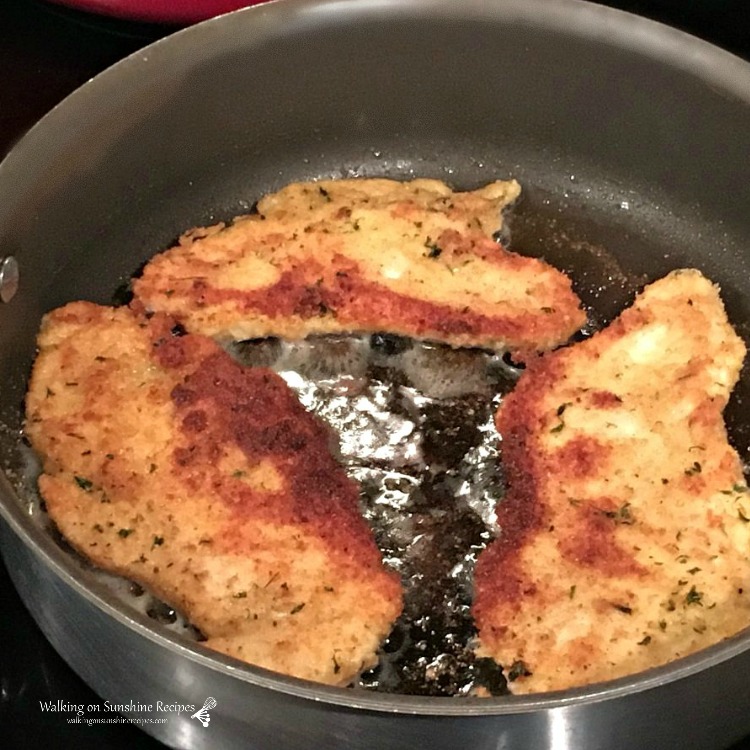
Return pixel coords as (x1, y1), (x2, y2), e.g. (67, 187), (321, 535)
(25, 301), (402, 685)
(133, 179), (585, 352)
(473, 269), (750, 693)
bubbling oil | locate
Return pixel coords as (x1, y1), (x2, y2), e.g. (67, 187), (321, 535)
(233, 333), (519, 696)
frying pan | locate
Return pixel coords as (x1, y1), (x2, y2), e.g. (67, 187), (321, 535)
(1, 0), (750, 748)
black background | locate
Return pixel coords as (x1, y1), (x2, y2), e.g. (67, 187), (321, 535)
(0, 0), (748, 747)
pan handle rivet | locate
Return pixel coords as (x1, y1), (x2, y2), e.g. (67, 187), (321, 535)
(0, 256), (19, 303)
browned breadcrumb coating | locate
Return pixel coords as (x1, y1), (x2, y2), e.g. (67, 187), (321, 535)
(473, 269), (750, 694)
(25, 301), (402, 685)
(134, 178), (585, 352)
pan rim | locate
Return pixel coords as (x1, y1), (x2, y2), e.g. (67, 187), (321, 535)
(2, 0), (750, 717)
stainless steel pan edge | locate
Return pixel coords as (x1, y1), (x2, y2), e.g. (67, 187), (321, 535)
(1, 0), (750, 747)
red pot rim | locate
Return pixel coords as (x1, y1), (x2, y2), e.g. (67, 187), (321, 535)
(46, 0), (263, 24)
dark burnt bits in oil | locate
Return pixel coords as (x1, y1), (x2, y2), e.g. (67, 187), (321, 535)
(227, 332), (514, 697)
(229, 337), (283, 368)
(146, 599), (178, 625)
(129, 582), (145, 597)
(370, 333), (413, 357)
(420, 395), (487, 469)
(145, 597), (206, 642)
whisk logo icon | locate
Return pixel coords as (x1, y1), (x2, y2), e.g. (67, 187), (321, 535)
(190, 697), (217, 727)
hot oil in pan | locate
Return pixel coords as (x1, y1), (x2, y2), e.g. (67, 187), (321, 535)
(231, 334), (520, 696)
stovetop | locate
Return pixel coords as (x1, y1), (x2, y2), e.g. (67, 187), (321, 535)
(0, 0), (748, 747)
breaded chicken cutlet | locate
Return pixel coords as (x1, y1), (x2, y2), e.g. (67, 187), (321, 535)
(25, 301), (402, 685)
(473, 269), (750, 694)
(134, 179), (585, 353)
